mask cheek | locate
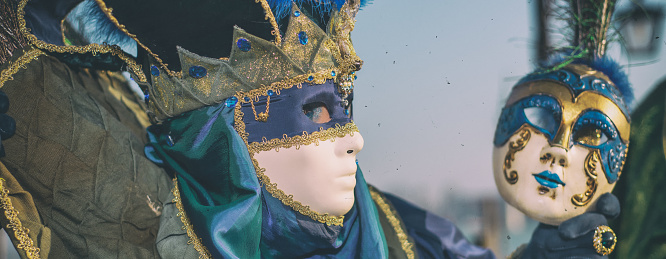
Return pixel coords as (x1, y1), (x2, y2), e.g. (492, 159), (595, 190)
(565, 146), (617, 210)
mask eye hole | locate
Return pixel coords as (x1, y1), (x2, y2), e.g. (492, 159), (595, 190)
(303, 102), (331, 123)
(524, 107), (558, 135)
(574, 125), (609, 146)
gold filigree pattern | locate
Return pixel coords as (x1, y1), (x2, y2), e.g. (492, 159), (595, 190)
(368, 187), (415, 259)
(571, 150), (600, 206)
(172, 178), (212, 259)
(231, 73), (359, 225)
(249, 124), (359, 153)
(503, 127), (531, 184)
(16, 0), (146, 83)
(255, 0), (282, 45)
(0, 178), (40, 259)
(0, 47), (44, 88)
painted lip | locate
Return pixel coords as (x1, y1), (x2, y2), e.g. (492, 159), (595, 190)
(532, 171), (566, 188)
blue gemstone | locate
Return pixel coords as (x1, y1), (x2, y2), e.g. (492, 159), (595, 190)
(308, 75), (314, 81)
(150, 65), (160, 76)
(143, 92), (149, 103)
(244, 97), (250, 102)
(354, 75), (358, 80)
(298, 31), (308, 45)
(294, 10), (301, 17)
(237, 38), (251, 52)
(267, 90), (275, 96)
(225, 96), (238, 108)
(331, 71), (336, 77)
(189, 66), (207, 78)
(344, 109), (350, 115)
(166, 135), (174, 147)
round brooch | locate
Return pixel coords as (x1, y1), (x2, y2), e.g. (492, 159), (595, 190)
(593, 225), (616, 255)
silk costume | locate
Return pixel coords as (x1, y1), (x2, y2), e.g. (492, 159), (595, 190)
(0, 0), (498, 258)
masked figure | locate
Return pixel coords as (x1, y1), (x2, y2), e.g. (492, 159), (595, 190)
(0, 0), (622, 258)
(493, 0), (631, 257)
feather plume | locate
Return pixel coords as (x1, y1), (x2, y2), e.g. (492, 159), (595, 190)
(0, 0), (28, 65)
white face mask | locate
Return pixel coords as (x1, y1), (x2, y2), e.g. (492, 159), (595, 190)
(492, 65), (630, 226)
(254, 133), (364, 216)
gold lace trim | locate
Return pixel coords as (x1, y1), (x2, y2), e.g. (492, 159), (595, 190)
(172, 178), (211, 259)
(368, 187), (415, 259)
(93, 0), (179, 79)
(16, 0), (146, 83)
(0, 48), (45, 88)
(232, 74), (358, 226)
(249, 123), (359, 152)
(255, 0), (282, 45)
(0, 178), (40, 259)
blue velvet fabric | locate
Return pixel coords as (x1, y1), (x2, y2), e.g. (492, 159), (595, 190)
(240, 80), (352, 143)
(383, 193), (496, 259)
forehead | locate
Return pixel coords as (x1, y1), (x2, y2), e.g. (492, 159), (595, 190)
(506, 81), (630, 142)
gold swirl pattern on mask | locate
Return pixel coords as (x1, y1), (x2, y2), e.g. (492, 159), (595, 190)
(368, 186), (416, 259)
(15, 0), (146, 83)
(503, 126), (532, 184)
(0, 178), (40, 259)
(171, 178), (212, 259)
(0, 47), (45, 88)
(571, 150), (601, 206)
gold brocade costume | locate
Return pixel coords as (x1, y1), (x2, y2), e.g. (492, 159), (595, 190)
(0, 49), (173, 258)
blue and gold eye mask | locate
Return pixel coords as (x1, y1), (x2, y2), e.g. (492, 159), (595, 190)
(240, 80), (353, 144)
(494, 64), (630, 184)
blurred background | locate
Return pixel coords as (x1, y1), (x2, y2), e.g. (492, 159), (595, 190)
(352, 0), (665, 256)
(2, 0), (665, 258)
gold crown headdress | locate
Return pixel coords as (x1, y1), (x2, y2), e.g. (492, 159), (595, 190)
(129, 1), (363, 121)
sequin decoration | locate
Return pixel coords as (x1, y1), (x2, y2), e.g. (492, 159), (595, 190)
(294, 10), (301, 17)
(267, 90), (275, 96)
(166, 135), (175, 147)
(151, 65), (160, 76)
(308, 76), (314, 81)
(144, 91), (150, 104)
(225, 96), (238, 108)
(298, 31), (308, 45)
(237, 38), (251, 52)
(331, 71), (336, 77)
(189, 66), (207, 79)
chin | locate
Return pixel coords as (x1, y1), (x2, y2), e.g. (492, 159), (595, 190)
(321, 192), (356, 216)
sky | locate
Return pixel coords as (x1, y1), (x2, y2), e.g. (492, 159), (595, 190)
(352, 0), (666, 218)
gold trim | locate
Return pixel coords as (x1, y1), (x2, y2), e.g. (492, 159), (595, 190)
(249, 123), (359, 153)
(0, 48), (45, 88)
(17, 0), (146, 83)
(255, 0), (282, 45)
(172, 178), (212, 259)
(507, 80), (630, 144)
(503, 126), (531, 184)
(93, 0), (178, 79)
(571, 150), (600, 206)
(231, 74), (358, 226)
(368, 187), (415, 259)
(0, 178), (40, 259)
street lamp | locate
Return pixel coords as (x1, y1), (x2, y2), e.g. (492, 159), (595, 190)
(615, 2), (664, 57)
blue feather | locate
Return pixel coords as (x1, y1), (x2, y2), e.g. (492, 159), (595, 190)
(267, 0), (371, 23)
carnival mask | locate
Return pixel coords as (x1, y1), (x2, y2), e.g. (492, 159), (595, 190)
(245, 80), (363, 217)
(492, 64), (630, 225)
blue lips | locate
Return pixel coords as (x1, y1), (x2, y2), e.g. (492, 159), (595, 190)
(533, 171), (566, 188)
